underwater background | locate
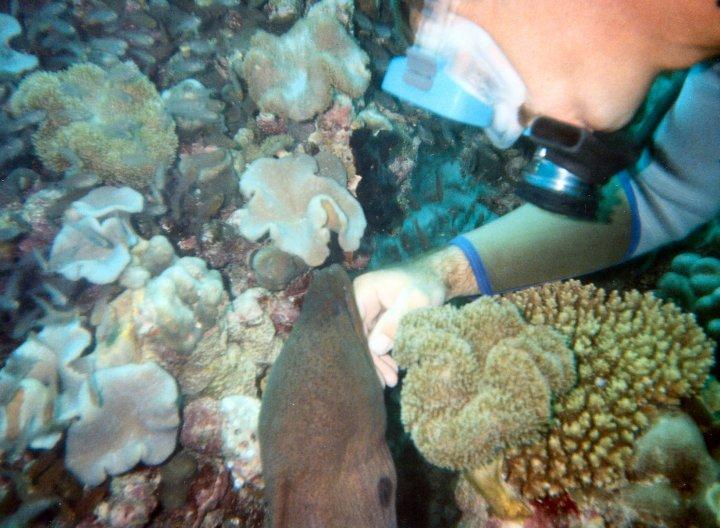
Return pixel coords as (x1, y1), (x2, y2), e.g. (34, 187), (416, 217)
(0, 0), (719, 526)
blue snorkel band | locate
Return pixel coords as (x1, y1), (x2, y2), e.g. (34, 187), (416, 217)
(618, 170), (641, 261)
(450, 235), (494, 295)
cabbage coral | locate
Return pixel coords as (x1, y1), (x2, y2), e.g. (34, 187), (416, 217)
(502, 280), (714, 498)
(393, 297), (576, 470)
(9, 62), (177, 188)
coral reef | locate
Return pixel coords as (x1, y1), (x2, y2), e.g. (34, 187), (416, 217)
(369, 149), (497, 268)
(219, 394), (263, 490)
(170, 147), (237, 233)
(48, 186), (143, 284)
(93, 470), (161, 528)
(181, 397), (223, 457)
(2, 0), (677, 524)
(210, 289), (284, 396)
(0, 320), (91, 455)
(250, 244), (309, 291)
(9, 62), (178, 188)
(232, 127), (295, 166)
(308, 95), (362, 193)
(161, 79), (225, 136)
(657, 252), (720, 340)
(265, 0), (303, 24)
(227, 154), (366, 266)
(393, 297), (576, 471)
(618, 412), (719, 528)
(240, 0), (370, 121)
(95, 236), (282, 398)
(394, 280), (714, 523)
(65, 362), (179, 487)
(21, 1), (171, 73)
(94, 253), (229, 395)
(0, 318), (181, 488)
(501, 280), (714, 499)
(0, 14), (38, 78)
(0, 98), (43, 169)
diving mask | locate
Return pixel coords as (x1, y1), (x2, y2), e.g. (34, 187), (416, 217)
(381, 0), (526, 148)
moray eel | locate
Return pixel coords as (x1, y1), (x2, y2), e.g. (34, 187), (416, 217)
(259, 264), (397, 528)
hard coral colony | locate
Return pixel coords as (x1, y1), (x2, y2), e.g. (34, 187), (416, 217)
(0, 1), (718, 528)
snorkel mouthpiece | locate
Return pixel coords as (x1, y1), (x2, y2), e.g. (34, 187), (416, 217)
(381, 0), (526, 148)
(517, 116), (641, 220)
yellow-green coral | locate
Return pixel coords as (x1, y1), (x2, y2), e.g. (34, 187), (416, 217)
(10, 62), (177, 188)
(502, 280), (714, 498)
(394, 297), (576, 471)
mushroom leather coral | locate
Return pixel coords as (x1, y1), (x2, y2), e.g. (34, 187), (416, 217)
(502, 280), (714, 498)
(393, 297), (576, 471)
(241, 0), (370, 121)
(229, 154), (366, 267)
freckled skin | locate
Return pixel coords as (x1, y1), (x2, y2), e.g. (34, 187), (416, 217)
(259, 265), (397, 528)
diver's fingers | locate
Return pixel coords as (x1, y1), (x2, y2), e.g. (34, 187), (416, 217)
(368, 288), (433, 356)
(353, 274), (383, 334)
(374, 364), (387, 388)
(373, 353), (399, 388)
(376, 353), (399, 376)
(368, 332), (393, 357)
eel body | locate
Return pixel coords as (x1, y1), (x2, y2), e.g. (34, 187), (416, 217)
(259, 264), (397, 528)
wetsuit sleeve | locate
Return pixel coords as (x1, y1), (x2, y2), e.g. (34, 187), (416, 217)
(444, 59), (719, 298)
(623, 60), (720, 258)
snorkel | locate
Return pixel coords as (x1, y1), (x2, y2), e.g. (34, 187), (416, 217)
(382, 0), (526, 149)
(382, 0), (684, 220)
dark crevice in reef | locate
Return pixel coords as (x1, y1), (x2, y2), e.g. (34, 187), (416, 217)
(352, 128), (404, 235)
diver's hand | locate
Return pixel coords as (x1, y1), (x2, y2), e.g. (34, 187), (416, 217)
(353, 265), (447, 387)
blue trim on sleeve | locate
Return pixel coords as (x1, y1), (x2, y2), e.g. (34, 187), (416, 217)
(450, 235), (494, 295)
(618, 170), (640, 260)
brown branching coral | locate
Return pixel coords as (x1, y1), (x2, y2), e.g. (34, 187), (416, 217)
(394, 297), (576, 471)
(502, 280), (715, 499)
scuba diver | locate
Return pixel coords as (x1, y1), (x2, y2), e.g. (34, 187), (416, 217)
(354, 0), (720, 386)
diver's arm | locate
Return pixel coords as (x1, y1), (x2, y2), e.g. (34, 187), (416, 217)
(434, 60), (720, 298)
(354, 60), (720, 384)
(431, 195), (632, 297)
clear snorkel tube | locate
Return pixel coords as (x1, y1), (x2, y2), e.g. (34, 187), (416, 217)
(382, 0), (527, 149)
